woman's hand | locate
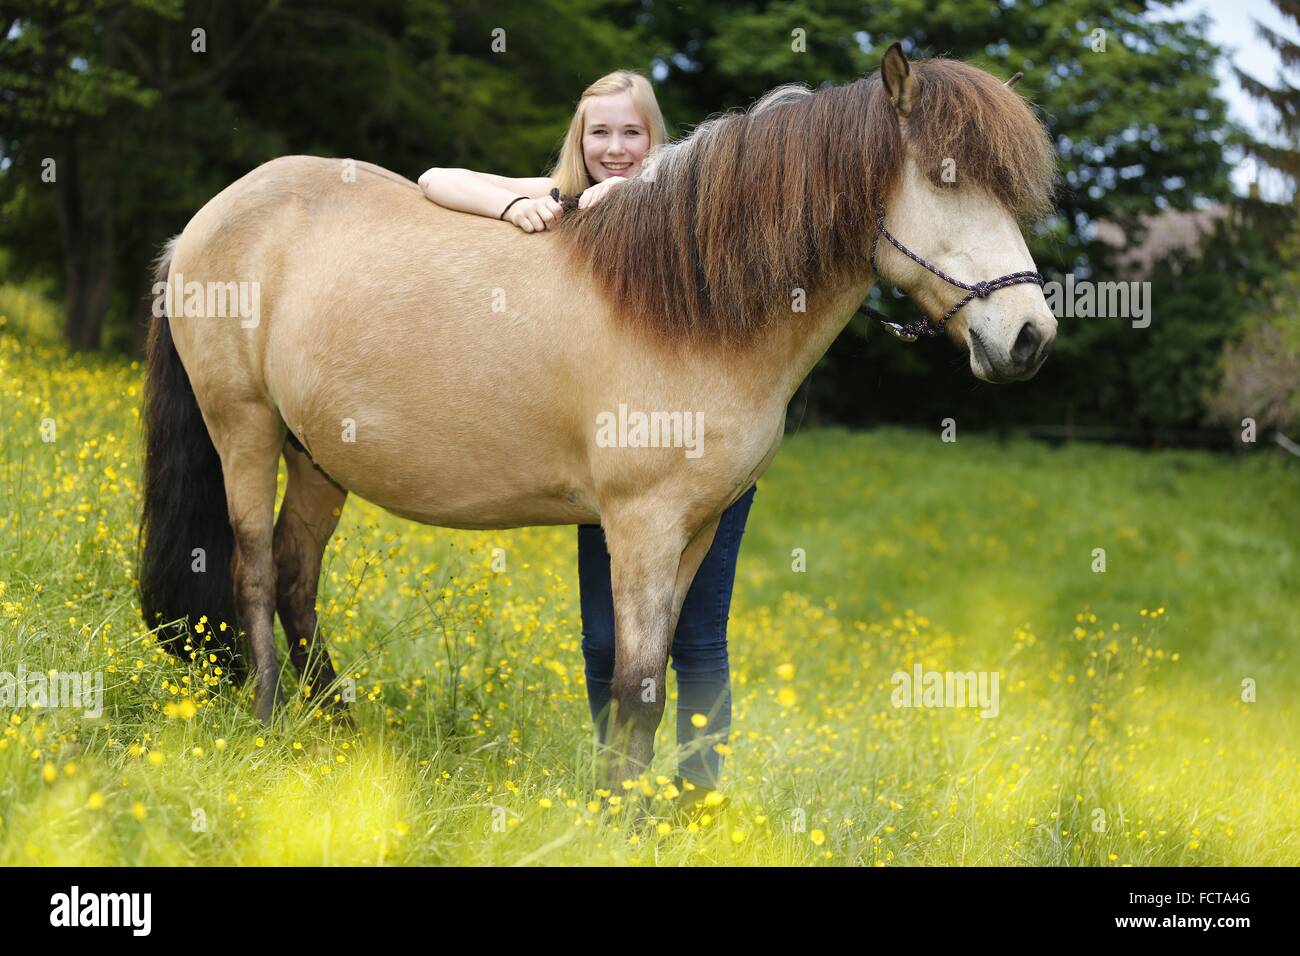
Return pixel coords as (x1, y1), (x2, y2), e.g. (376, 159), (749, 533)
(577, 175), (631, 210)
(505, 194), (565, 233)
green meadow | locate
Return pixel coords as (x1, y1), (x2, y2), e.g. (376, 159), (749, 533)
(2, 286), (1297, 865)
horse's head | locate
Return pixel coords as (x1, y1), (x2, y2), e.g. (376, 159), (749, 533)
(871, 44), (1057, 383)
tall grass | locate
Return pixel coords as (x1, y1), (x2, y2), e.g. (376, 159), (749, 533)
(1, 289), (1297, 865)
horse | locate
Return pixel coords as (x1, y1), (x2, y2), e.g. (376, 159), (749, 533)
(138, 43), (1057, 786)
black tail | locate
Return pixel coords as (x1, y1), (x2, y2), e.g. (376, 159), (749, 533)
(138, 236), (246, 683)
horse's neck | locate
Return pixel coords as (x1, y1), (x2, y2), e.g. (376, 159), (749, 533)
(749, 277), (876, 405)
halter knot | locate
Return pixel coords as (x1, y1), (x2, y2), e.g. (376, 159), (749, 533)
(859, 201), (1045, 341)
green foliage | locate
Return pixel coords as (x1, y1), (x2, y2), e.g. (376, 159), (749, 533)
(0, 0), (654, 348)
(1232, 0), (1300, 198)
(1209, 221), (1300, 430)
(0, 0), (166, 132)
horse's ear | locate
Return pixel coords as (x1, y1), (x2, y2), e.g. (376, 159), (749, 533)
(1006, 71), (1023, 89)
(881, 42), (915, 116)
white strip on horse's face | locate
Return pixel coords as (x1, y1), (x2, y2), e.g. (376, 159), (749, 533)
(877, 158), (1058, 383)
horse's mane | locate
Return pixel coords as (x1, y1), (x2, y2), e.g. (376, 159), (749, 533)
(552, 57), (1055, 344)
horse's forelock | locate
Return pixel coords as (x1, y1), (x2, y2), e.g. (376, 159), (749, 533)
(900, 58), (1056, 221)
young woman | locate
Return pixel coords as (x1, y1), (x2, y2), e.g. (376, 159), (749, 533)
(419, 71), (757, 798)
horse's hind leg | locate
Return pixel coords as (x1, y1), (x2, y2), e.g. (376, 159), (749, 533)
(274, 443), (347, 708)
(211, 405), (286, 723)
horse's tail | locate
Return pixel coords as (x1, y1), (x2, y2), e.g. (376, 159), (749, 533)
(138, 235), (246, 683)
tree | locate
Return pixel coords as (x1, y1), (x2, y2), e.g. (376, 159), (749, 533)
(1209, 226), (1300, 432)
(1232, 0), (1300, 200)
(0, 1), (280, 349)
(0, 0), (648, 350)
(1211, 1), (1300, 436)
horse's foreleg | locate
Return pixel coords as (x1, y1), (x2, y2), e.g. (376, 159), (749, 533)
(274, 443), (347, 708)
(603, 515), (720, 788)
(216, 409), (286, 724)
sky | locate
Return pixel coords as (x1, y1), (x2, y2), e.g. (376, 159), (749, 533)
(1187, 0), (1296, 198)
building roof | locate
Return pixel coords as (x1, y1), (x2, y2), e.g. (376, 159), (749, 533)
(1093, 204), (1232, 277)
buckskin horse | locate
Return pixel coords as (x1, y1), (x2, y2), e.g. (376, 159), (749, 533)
(139, 44), (1057, 785)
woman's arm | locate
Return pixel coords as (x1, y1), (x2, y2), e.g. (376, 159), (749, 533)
(418, 167), (561, 230)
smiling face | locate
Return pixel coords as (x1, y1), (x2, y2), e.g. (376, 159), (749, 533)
(582, 92), (651, 183)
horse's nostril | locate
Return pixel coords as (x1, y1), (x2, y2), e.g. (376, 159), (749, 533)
(1011, 320), (1040, 366)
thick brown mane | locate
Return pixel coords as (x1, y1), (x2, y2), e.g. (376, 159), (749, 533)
(553, 57), (1056, 344)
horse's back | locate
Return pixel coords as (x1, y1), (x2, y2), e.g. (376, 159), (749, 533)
(188, 154), (558, 283)
(179, 155), (430, 258)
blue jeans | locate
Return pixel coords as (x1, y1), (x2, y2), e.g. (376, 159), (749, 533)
(577, 484), (756, 789)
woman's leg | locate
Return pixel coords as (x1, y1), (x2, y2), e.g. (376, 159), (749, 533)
(670, 483), (756, 791)
(576, 484), (757, 789)
(577, 523), (617, 742)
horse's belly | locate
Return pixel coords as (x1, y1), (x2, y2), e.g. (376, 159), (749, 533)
(375, 491), (600, 531)
(290, 408), (601, 530)
(329, 471), (600, 530)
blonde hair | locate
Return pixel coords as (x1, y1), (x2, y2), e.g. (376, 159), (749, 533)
(547, 70), (669, 196)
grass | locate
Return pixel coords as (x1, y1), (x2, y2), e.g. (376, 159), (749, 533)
(1, 285), (1298, 865)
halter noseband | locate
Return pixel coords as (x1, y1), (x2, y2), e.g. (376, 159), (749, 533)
(859, 204), (1044, 343)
